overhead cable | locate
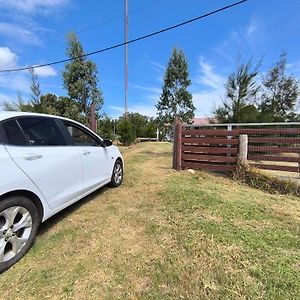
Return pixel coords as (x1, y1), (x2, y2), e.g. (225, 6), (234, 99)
(0, 0), (247, 73)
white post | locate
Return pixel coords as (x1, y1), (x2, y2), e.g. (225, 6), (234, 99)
(156, 127), (159, 141)
(238, 134), (248, 165)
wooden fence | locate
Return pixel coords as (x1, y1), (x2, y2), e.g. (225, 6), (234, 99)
(240, 128), (300, 173)
(173, 118), (300, 173)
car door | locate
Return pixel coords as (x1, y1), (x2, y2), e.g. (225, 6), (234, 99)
(2, 116), (83, 210)
(61, 121), (112, 191)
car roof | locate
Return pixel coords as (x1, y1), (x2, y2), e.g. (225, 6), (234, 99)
(0, 111), (63, 122)
(0, 111), (100, 138)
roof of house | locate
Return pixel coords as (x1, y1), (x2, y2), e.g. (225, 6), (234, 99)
(191, 117), (218, 126)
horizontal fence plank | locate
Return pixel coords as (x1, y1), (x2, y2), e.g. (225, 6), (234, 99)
(250, 163), (299, 173)
(182, 146), (238, 154)
(182, 161), (236, 171)
(181, 129), (240, 136)
(240, 128), (300, 135)
(249, 137), (300, 144)
(182, 154), (237, 163)
(182, 137), (239, 145)
(248, 146), (300, 153)
(248, 154), (299, 163)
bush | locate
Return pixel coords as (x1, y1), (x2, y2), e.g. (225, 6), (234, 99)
(233, 164), (300, 197)
(117, 118), (135, 146)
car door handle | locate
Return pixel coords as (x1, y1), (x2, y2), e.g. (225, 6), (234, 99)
(23, 154), (43, 161)
(82, 150), (91, 156)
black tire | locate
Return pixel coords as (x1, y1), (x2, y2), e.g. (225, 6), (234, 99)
(109, 160), (123, 187)
(0, 196), (40, 274)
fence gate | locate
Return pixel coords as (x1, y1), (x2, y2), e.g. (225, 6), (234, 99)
(173, 118), (300, 175)
(173, 118), (239, 171)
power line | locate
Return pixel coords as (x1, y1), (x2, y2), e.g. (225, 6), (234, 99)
(0, 0), (247, 73)
(28, 0), (161, 51)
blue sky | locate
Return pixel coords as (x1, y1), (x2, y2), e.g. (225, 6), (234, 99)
(0, 0), (300, 118)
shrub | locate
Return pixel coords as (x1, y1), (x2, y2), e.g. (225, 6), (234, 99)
(117, 118), (135, 146)
(233, 164), (300, 197)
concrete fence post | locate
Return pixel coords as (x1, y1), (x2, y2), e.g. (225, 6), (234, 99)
(172, 117), (182, 170)
(238, 134), (248, 165)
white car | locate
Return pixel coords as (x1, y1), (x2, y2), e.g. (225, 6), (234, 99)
(0, 112), (124, 273)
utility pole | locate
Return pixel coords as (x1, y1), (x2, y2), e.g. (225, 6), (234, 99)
(124, 0), (128, 117)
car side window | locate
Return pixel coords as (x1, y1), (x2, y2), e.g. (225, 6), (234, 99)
(2, 120), (27, 146)
(64, 122), (100, 146)
(18, 117), (66, 146)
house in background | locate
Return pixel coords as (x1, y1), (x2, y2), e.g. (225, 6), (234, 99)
(191, 117), (218, 127)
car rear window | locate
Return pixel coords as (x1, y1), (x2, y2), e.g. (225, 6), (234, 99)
(18, 117), (66, 146)
(2, 120), (27, 146)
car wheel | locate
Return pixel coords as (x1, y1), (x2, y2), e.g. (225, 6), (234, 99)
(109, 160), (123, 187)
(0, 196), (40, 274)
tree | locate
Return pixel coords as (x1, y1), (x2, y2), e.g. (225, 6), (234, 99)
(62, 32), (103, 124)
(117, 117), (135, 146)
(98, 115), (115, 140)
(259, 52), (300, 122)
(2, 92), (33, 112)
(214, 59), (260, 123)
(39, 93), (84, 122)
(156, 48), (195, 137)
(29, 67), (42, 107)
(3, 68), (42, 113)
(124, 112), (157, 138)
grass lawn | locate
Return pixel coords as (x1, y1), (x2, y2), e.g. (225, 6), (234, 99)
(0, 142), (299, 299)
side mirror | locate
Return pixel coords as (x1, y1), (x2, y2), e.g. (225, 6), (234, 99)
(102, 139), (113, 147)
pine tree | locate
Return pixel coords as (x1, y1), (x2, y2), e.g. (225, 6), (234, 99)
(3, 68), (42, 112)
(214, 59), (260, 123)
(29, 67), (41, 107)
(259, 52), (300, 122)
(62, 32), (103, 124)
(156, 48), (195, 137)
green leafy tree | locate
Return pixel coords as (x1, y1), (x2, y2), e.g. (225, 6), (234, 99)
(39, 93), (84, 122)
(145, 117), (157, 138)
(98, 115), (114, 140)
(117, 117), (135, 146)
(259, 52), (300, 122)
(214, 59), (260, 123)
(62, 32), (103, 124)
(125, 113), (157, 138)
(156, 48), (195, 137)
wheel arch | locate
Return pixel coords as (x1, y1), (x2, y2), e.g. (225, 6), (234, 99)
(0, 190), (44, 222)
(116, 157), (123, 164)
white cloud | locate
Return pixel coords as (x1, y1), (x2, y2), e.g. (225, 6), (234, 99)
(34, 66), (57, 77)
(0, 47), (57, 78)
(0, 92), (14, 103)
(246, 17), (258, 37)
(0, 22), (42, 46)
(213, 16), (262, 63)
(193, 58), (226, 116)
(0, 73), (29, 93)
(195, 57), (225, 90)
(287, 61), (300, 73)
(0, 47), (28, 93)
(0, 47), (18, 69)
(0, 47), (57, 102)
(131, 84), (161, 95)
(0, 0), (69, 14)
(147, 60), (165, 73)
